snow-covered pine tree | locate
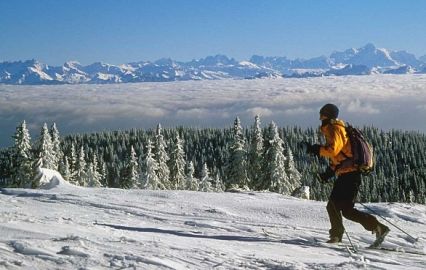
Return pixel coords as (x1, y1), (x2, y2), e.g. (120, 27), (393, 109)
(32, 155), (43, 188)
(185, 161), (199, 191)
(213, 174), (224, 192)
(292, 186), (310, 200)
(141, 139), (164, 190)
(285, 145), (302, 192)
(50, 123), (63, 170)
(249, 115), (264, 189)
(11, 120), (33, 188)
(199, 163), (213, 192)
(226, 117), (249, 190)
(109, 165), (121, 188)
(121, 146), (139, 189)
(138, 154), (145, 178)
(154, 124), (170, 189)
(69, 143), (77, 173)
(259, 123), (274, 190)
(34, 123), (56, 170)
(100, 161), (108, 187)
(87, 153), (102, 187)
(169, 134), (186, 190)
(75, 146), (87, 186)
(61, 157), (71, 181)
(264, 122), (292, 194)
(66, 143), (79, 185)
(94, 154), (104, 186)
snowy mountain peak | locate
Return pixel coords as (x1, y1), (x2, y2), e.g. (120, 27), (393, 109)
(238, 61), (259, 68)
(89, 61), (109, 67)
(64, 61), (81, 66)
(362, 43), (377, 51)
(154, 58), (179, 66)
(348, 48), (358, 54)
(330, 43), (399, 68)
(1, 44), (426, 85)
(62, 61), (84, 71)
(194, 55), (238, 66)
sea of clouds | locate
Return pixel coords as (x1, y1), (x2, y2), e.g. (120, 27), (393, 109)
(1, 74), (426, 147)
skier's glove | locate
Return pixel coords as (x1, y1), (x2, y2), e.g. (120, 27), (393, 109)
(302, 142), (321, 157)
(317, 167), (335, 184)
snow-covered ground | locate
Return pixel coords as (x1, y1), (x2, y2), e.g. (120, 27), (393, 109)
(1, 74), (426, 147)
(0, 170), (425, 269)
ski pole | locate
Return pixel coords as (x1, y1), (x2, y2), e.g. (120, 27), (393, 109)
(358, 202), (418, 243)
(344, 229), (356, 252)
(330, 200), (357, 252)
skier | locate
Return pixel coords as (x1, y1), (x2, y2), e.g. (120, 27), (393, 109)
(303, 103), (389, 245)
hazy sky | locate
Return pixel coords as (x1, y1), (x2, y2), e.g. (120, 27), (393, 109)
(1, 0), (425, 65)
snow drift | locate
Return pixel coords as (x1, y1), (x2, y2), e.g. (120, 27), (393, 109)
(37, 168), (75, 190)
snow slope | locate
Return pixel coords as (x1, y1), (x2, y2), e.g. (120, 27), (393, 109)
(0, 171), (425, 269)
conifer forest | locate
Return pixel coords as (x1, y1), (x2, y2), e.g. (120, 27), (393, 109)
(1, 116), (425, 204)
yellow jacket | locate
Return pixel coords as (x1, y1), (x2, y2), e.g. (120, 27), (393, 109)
(319, 119), (358, 176)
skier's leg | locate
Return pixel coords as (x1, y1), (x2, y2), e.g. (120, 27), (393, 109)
(340, 201), (378, 231)
(326, 200), (344, 241)
(337, 171), (387, 233)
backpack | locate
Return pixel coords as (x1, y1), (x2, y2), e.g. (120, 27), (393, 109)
(344, 124), (374, 175)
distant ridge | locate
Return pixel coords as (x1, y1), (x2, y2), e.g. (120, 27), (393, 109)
(1, 44), (425, 85)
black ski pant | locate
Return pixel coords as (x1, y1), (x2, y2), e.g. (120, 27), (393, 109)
(326, 171), (379, 239)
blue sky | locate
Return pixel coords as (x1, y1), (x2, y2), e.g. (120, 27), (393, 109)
(0, 0), (425, 65)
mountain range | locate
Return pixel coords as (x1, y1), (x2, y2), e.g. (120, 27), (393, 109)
(1, 43), (425, 85)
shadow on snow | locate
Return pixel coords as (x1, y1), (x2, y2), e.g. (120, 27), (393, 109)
(95, 222), (285, 243)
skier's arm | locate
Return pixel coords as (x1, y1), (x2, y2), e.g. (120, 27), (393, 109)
(319, 125), (344, 158)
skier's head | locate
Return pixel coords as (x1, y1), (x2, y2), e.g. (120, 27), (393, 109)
(319, 103), (339, 120)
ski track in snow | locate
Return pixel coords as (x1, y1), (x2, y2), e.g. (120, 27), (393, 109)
(0, 176), (425, 269)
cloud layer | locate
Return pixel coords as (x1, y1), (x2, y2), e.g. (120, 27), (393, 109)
(1, 74), (426, 147)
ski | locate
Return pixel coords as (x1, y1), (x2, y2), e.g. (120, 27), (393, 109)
(367, 245), (425, 256)
(313, 237), (358, 254)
